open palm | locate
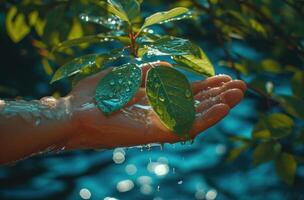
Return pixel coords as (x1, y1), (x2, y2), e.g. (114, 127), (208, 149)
(66, 62), (246, 150)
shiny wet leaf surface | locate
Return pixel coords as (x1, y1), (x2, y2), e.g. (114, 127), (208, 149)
(146, 66), (195, 137)
(95, 63), (142, 115)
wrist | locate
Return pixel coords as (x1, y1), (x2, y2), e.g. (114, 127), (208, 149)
(0, 100), (4, 111)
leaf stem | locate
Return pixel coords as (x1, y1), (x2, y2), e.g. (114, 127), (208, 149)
(129, 29), (138, 57)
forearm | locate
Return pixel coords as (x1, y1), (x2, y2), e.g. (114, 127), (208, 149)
(0, 97), (74, 165)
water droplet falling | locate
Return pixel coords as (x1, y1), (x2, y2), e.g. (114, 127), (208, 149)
(157, 185), (160, 192)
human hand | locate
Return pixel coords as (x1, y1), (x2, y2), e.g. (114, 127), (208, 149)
(66, 62), (246, 150)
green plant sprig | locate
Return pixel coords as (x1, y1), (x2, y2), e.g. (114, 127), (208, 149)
(50, 0), (215, 137)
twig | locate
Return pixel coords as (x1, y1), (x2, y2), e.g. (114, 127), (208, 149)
(235, 0), (304, 58)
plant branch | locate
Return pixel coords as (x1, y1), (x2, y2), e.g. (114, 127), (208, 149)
(235, 0), (304, 59)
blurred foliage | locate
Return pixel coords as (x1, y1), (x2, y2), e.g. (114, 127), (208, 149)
(1, 0), (304, 185)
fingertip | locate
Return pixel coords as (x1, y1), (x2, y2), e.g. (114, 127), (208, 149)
(191, 103), (230, 137)
(221, 88), (244, 108)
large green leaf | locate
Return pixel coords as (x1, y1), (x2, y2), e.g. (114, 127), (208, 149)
(107, 0), (140, 23)
(291, 71), (304, 99)
(51, 54), (98, 83)
(142, 36), (194, 56)
(139, 7), (189, 33)
(252, 113), (294, 139)
(146, 66), (195, 137)
(275, 152), (297, 185)
(95, 63), (141, 115)
(253, 141), (281, 166)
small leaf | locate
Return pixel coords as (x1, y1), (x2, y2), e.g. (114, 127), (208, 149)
(173, 44), (214, 77)
(51, 54), (98, 83)
(95, 63), (141, 115)
(146, 66), (195, 137)
(226, 144), (250, 162)
(174, 55), (215, 77)
(107, 0), (140, 23)
(252, 113), (294, 139)
(253, 141), (281, 166)
(275, 152), (297, 185)
(276, 95), (304, 120)
(5, 6), (30, 43)
(140, 7), (189, 32)
(291, 71), (304, 99)
(142, 36), (194, 56)
(260, 59), (282, 73)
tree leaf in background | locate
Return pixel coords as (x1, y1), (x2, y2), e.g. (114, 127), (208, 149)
(146, 66), (195, 137)
(139, 7), (189, 33)
(107, 0), (140, 23)
(95, 63), (141, 115)
(42, 5), (72, 46)
(249, 78), (274, 96)
(142, 36), (193, 56)
(253, 141), (281, 166)
(260, 59), (283, 74)
(51, 54), (98, 83)
(275, 152), (297, 185)
(67, 18), (84, 40)
(276, 95), (304, 120)
(291, 71), (304, 99)
(226, 144), (250, 163)
(53, 34), (129, 51)
(252, 113), (294, 139)
(5, 6), (30, 43)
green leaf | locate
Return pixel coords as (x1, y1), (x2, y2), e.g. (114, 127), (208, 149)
(249, 78), (273, 95)
(260, 59), (283, 74)
(95, 63), (141, 115)
(72, 48), (128, 86)
(226, 144), (250, 162)
(146, 66), (195, 137)
(139, 7), (189, 33)
(5, 6), (30, 43)
(276, 95), (304, 120)
(253, 141), (281, 166)
(107, 0), (140, 23)
(42, 5), (72, 46)
(53, 34), (129, 51)
(275, 152), (297, 185)
(173, 44), (214, 77)
(79, 13), (123, 30)
(252, 113), (294, 139)
(291, 71), (304, 99)
(51, 54), (98, 83)
(142, 36), (194, 56)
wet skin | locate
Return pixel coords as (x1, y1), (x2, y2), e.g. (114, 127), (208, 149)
(66, 62), (247, 150)
(0, 62), (246, 164)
